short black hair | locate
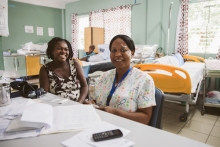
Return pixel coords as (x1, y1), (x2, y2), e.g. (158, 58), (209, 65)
(89, 45), (95, 50)
(109, 34), (135, 53)
(46, 37), (73, 61)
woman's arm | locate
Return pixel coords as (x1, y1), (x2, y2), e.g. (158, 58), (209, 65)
(39, 66), (50, 92)
(98, 106), (153, 125)
(74, 59), (88, 103)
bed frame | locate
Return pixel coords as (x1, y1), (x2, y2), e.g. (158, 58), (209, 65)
(134, 62), (204, 122)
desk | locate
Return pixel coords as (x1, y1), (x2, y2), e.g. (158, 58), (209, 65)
(0, 94), (211, 147)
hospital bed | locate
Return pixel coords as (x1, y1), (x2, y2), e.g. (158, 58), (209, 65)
(134, 55), (205, 121)
(81, 60), (115, 74)
(81, 44), (115, 73)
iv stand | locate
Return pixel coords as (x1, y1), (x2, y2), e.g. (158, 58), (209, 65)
(166, 2), (173, 56)
(204, 5), (213, 59)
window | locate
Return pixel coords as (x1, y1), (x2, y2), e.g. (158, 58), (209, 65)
(77, 15), (89, 50)
(188, 0), (220, 53)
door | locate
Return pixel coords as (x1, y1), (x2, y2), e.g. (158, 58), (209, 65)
(84, 27), (92, 53)
(92, 27), (104, 53)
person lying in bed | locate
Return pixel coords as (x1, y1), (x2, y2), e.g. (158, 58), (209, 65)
(80, 44), (110, 62)
(85, 34), (156, 125)
(80, 45), (96, 61)
(39, 37), (88, 103)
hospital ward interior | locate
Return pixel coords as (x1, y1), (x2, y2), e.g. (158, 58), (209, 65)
(1, 0), (220, 146)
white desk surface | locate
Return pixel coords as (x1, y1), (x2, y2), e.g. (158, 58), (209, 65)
(0, 94), (211, 147)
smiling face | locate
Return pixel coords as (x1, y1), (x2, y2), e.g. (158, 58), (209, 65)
(52, 41), (69, 62)
(110, 38), (134, 71)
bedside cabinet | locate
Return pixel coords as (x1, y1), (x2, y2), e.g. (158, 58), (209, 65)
(26, 54), (41, 76)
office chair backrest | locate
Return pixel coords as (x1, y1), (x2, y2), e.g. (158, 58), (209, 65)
(149, 87), (164, 129)
(82, 65), (91, 100)
(82, 65), (90, 78)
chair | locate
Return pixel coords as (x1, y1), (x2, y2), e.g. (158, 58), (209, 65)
(149, 87), (164, 129)
(82, 65), (91, 100)
(82, 65), (90, 78)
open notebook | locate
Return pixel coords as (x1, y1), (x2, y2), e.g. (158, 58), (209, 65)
(3, 98), (101, 134)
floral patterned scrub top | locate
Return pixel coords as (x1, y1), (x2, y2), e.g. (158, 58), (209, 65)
(45, 59), (80, 101)
(91, 68), (156, 112)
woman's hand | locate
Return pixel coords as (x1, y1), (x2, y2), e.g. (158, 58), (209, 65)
(83, 99), (96, 105)
(97, 106), (117, 115)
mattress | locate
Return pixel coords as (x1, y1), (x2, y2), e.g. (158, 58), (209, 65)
(81, 60), (115, 73)
(181, 62), (205, 93)
(146, 62), (205, 93)
(82, 60), (111, 66)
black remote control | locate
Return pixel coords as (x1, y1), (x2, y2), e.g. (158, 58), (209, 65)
(92, 129), (123, 142)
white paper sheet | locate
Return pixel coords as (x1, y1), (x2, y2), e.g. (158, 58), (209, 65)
(0, 97), (28, 116)
(40, 93), (64, 104)
(62, 122), (134, 147)
(0, 128), (42, 140)
(21, 99), (53, 127)
(41, 105), (101, 134)
(0, 118), (11, 135)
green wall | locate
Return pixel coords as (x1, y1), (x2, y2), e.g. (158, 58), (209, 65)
(65, 0), (148, 45)
(65, 0), (181, 55)
(0, 37), (3, 70)
(2, 1), (63, 53)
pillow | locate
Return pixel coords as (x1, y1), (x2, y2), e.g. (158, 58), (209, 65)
(153, 56), (180, 67)
(173, 53), (184, 66)
(87, 54), (105, 62)
(98, 44), (110, 60)
(168, 56), (180, 67)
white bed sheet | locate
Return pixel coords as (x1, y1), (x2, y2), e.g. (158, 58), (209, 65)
(181, 62), (205, 93)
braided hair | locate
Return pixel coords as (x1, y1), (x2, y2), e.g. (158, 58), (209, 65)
(46, 37), (73, 61)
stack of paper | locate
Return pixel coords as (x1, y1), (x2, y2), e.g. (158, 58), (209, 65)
(4, 99), (53, 133)
(0, 97), (28, 117)
(62, 122), (134, 147)
(5, 116), (44, 132)
(0, 97), (42, 140)
(0, 99), (52, 140)
(0, 99), (102, 140)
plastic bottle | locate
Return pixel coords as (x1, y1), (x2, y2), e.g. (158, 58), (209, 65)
(8, 49), (11, 54)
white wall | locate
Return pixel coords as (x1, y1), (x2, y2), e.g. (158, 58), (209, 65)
(11, 0), (79, 9)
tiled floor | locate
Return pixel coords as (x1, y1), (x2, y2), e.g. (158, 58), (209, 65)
(162, 101), (220, 147)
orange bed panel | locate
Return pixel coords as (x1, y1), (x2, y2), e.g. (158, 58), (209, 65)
(183, 55), (204, 63)
(133, 64), (192, 94)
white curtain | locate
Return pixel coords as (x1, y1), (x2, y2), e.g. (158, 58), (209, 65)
(89, 10), (104, 27)
(175, 0), (189, 55)
(216, 47), (220, 59)
(71, 13), (79, 58)
(89, 5), (131, 44)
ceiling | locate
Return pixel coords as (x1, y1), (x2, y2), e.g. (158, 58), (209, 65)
(11, 0), (79, 9)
